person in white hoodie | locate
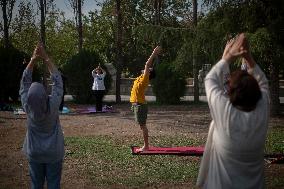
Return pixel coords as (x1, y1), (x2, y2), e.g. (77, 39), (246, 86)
(92, 65), (106, 112)
(20, 42), (64, 189)
(197, 33), (270, 189)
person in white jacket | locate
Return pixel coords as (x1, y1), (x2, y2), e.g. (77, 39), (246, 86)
(92, 65), (106, 112)
(197, 33), (270, 189)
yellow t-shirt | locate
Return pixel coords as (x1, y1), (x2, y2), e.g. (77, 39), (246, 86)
(130, 74), (149, 104)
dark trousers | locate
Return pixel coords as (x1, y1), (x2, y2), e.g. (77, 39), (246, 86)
(94, 90), (105, 111)
(59, 95), (64, 111)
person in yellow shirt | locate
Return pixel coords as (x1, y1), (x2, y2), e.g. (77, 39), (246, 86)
(130, 46), (162, 152)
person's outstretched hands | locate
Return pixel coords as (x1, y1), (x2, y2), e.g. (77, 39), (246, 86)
(26, 43), (41, 70)
(241, 36), (256, 69)
(222, 33), (247, 63)
(36, 42), (49, 61)
(152, 46), (162, 56)
(144, 46), (162, 73)
(36, 42), (57, 72)
(31, 44), (41, 61)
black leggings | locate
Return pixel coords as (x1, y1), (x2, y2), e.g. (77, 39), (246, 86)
(94, 90), (105, 111)
(59, 94), (64, 111)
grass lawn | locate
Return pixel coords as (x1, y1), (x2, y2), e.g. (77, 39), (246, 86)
(65, 136), (203, 188)
(65, 127), (284, 188)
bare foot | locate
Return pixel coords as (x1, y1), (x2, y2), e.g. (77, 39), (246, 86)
(138, 146), (149, 152)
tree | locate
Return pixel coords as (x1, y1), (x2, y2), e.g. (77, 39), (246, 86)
(0, 0), (15, 48)
(45, 8), (78, 67)
(136, 0), (192, 27)
(0, 46), (28, 102)
(115, 0), (122, 103)
(199, 0), (283, 115)
(78, 0), (82, 51)
(192, 0), (199, 102)
(68, 0), (84, 52)
(38, 0), (48, 44)
(83, 8), (114, 63)
(153, 0), (161, 25)
(38, 0), (48, 88)
(261, 0), (284, 115)
(10, 1), (38, 54)
(152, 63), (186, 104)
(10, 1), (77, 68)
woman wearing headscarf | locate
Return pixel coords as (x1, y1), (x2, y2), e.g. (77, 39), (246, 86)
(19, 43), (64, 189)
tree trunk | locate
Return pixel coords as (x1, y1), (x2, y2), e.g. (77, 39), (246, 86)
(192, 0), (199, 102)
(78, 0), (83, 51)
(158, 0), (161, 25)
(40, 0), (46, 45)
(115, 0), (122, 103)
(270, 62), (280, 115)
(39, 0), (48, 89)
(153, 0), (161, 25)
(1, 0), (10, 48)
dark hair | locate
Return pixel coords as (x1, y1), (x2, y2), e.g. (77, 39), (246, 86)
(149, 69), (156, 80)
(228, 70), (261, 112)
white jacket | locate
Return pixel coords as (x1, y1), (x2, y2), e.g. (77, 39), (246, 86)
(197, 59), (270, 189)
(92, 70), (106, 90)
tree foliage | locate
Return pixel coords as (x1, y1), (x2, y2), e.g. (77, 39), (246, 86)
(1, 0), (283, 108)
(152, 63), (186, 104)
(0, 46), (28, 102)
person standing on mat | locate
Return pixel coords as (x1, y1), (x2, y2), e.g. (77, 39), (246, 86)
(130, 46), (162, 152)
(19, 42), (64, 189)
(197, 33), (270, 188)
(92, 65), (106, 112)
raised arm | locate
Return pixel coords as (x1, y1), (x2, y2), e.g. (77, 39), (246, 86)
(37, 43), (63, 111)
(101, 67), (106, 74)
(19, 45), (40, 111)
(206, 34), (248, 97)
(144, 46), (162, 76)
(92, 68), (96, 77)
(221, 33), (247, 63)
(98, 66), (106, 77)
(26, 45), (40, 71)
(205, 34), (248, 126)
(37, 43), (57, 74)
(241, 41), (269, 93)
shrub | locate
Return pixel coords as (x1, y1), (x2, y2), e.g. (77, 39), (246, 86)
(0, 46), (30, 102)
(152, 63), (186, 104)
(63, 50), (111, 104)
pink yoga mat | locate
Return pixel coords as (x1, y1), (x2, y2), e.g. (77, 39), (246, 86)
(131, 146), (284, 164)
(131, 146), (204, 156)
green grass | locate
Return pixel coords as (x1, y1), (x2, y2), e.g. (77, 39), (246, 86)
(64, 127), (284, 188)
(265, 127), (284, 154)
(65, 136), (202, 187)
(264, 127), (284, 189)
